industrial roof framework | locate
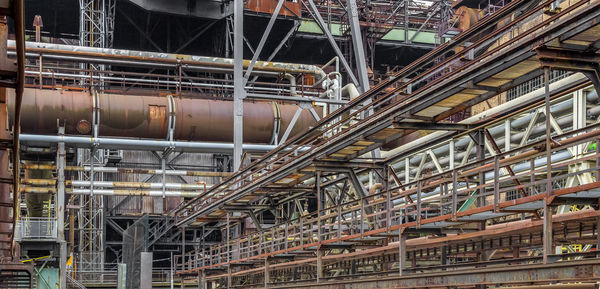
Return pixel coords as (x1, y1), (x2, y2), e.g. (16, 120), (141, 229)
(5, 0), (600, 288)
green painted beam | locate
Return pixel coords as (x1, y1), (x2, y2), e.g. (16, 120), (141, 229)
(298, 20), (439, 45)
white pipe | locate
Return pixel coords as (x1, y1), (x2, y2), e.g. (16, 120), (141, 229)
(19, 134), (278, 153)
(341, 83), (360, 100)
(283, 73), (298, 97)
(69, 189), (202, 197)
(381, 73), (588, 159)
(69, 181), (211, 190)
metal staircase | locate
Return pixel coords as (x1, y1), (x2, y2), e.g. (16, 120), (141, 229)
(67, 274), (87, 289)
(147, 216), (175, 248)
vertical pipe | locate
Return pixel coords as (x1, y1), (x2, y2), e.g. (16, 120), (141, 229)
(405, 158), (410, 184)
(452, 169), (457, 220)
(505, 119), (511, 154)
(449, 140), (455, 170)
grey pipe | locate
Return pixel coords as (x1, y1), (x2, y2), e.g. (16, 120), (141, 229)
(19, 134), (277, 153)
(394, 83), (598, 175)
(11, 40), (326, 78)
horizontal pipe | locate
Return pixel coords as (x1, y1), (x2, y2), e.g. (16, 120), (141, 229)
(9, 41), (326, 78)
(69, 189), (202, 197)
(19, 134), (279, 153)
(21, 164), (231, 177)
(9, 88), (320, 144)
(21, 179), (210, 190)
(20, 186), (202, 197)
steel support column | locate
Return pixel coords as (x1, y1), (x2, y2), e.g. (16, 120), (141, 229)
(399, 228), (406, 276)
(305, 0), (359, 86)
(544, 67), (553, 264)
(265, 257), (270, 287)
(57, 127), (66, 289)
(347, 0), (370, 93)
(233, 0), (244, 171)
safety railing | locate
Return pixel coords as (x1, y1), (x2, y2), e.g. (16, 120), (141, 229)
(14, 217), (57, 241)
(176, 121), (600, 272)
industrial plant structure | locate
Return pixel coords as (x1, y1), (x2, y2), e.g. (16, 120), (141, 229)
(0, 0), (600, 288)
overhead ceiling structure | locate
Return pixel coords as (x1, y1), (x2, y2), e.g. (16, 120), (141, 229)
(4, 0), (600, 288)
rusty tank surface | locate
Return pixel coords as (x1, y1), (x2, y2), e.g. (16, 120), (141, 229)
(0, 88), (11, 258)
(8, 88), (320, 144)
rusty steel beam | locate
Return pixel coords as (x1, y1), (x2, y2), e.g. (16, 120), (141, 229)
(267, 259), (600, 289)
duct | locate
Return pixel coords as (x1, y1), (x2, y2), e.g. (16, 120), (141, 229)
(9, 89), (320, 144)
(8, 41), (326, 79)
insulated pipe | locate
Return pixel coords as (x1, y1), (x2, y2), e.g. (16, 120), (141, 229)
(21, 179), (211, 190)
(403, 103), (600, 176)
(19, 135), (278, 153)
(283, 73), (298, 97)
(21, 164), (231, 177)
(382, 74), (592, 164)
(8, 89), (320, 144)
(369, 183), (383, 194)
(19, 134), (279, 153)
(304, 75), (592, 187)
(8, 40), (327, 79)
(341, 83), (360, 100)
(69, 189), (202, 197)
(24, 71), (318, 97)
(20, 187), (203, 197)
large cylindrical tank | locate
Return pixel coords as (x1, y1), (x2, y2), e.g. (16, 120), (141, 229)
(8, 89), (320, 143)
(0, 88), (11, 258)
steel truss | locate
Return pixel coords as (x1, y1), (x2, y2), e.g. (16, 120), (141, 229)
(174, 0), (600, 286)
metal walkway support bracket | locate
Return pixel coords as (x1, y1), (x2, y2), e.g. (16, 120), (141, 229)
(535, 47), (600, 96)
